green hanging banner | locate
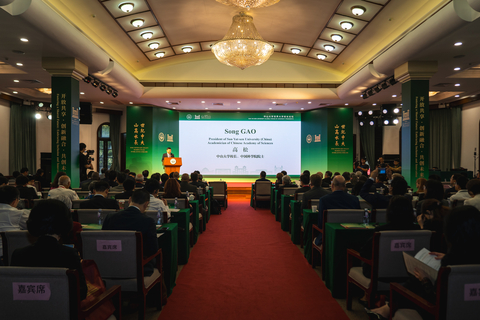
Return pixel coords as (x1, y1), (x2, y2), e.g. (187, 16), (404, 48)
(51, 77), (80, 187)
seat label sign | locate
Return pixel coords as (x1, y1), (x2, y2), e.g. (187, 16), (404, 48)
(13, 282), (51, 300)
(97, 240), (122, 251)
(465, 283), (480, 301)
(391, 239), (414, 251)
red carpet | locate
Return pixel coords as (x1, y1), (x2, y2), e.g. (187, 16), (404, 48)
(158, 199), (349, 320)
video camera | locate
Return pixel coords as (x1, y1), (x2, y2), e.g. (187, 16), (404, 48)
(86, 150), (95, 162)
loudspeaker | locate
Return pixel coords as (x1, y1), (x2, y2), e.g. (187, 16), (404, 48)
(79, 102), (92, 124)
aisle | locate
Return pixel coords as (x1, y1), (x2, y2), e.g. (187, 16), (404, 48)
(158, 199), (349, 320)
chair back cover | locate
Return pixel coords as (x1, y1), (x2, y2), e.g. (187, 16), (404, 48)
(295, 193), (304, 201)
(255, 181), (272, 195)
(283, 187), (298, 196)
(80, 230), (139, 278)
(377, 230), (432, 278)
(445, 265), (480, 319)
(375, 209), (387, 223)
(75, 209), (117, 224)
(359, 200), (372, 210)
(325, 209), (364, 224)
(163, 198), (188, 209)
(1, 230), (37, 266)
(0, 267), (71, 319)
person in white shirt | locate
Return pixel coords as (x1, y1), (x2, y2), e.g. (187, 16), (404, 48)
(144, 179), (171, 218)
(0, 186), (29, 260)
(449, 175), (471, 202)
(48, 175), (79, 209)
(465, 179), (480, 211)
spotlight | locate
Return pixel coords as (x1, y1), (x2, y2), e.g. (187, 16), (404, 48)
(367, 89), (373, 96)
(119, 3), (134, 13)
(38, 102), (44, 107)
(35, 113), (41, 119)
(340, 21), (354, 30)
(100, 84), (107, 91)
(331, 34), (343, 42)
(359, 121), (364, 126)
(358, 111), (363, 116)
(382, 109), (388, 114)
(387, 78), (397, 86)
(361, 93), (368, 99)
(351, 6), (366, 16)
(291, 48), (301, 54)
(384, 119), (389, 125)
(394, 108), (400, 113)
(374, 86), (381, 93)
(381, 82), (389, 89)
(155, 52), (165, 58)
(105, 87), (113, 95)
(148, 42), (160, 50)
(393, 119), (399, 125)
(92, 79), (100, 88)
(369, 120), (374, 126)
(131, 19), (144, 28)
(324, 45), (335, 52)
(48, 114), (52, 120)
(112, 91), (118, 98)
(83, 76), (93, 83)
(316, 53), (327, 60)
(141, 32), (153, 40)
(368, 110), (373, 115)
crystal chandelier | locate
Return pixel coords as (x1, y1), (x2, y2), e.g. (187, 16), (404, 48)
(216, 0), (280, 9)
(212, 12), (274, 70)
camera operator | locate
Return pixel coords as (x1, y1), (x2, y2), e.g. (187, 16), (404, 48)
(80, 143), (94, 181)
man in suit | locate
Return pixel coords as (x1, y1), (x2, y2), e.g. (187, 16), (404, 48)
(321, 171), (333, 188)
(190, 172), (206, 188)
(295, 174), (311, 195)
(110, 172), (126, 192)
(255, 171), (270, 182)
(360, 168), (408, 209)
(314, 175), (361, 246)
(15, 175), (38, 200)
(114, 178), (135, 200)
(161, 147), (175, 164)
(180, 173), (198, 198)
(102, 189), (158, 276)
(79, 180), (119, 210)
(302, 173), (330, 210)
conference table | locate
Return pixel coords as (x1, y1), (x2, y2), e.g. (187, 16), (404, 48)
(323, 223), (378, 298)
(290, 200), (302, 245)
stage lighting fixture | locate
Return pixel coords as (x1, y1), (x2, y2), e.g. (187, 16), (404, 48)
(362, 93), (368, 99)
(83, 76), (93, 83)
(381, 81), (389, 90)
(100, 84), (107, 91)
(35, 113), (41, 119)
(48, 114), (52, 120)
(359, 121), (364, 126)
(92, 79), (100, 88)
(358, 111), (363, 116)
(369, 121), (374, 126)
(394, 108), (400, 114)
(374, 86), (381, 93)
(367, 89), (374, 96)
(387, 78), (397, 86)
(112, 91), (118, 98)
(382, 108), (388, 114)
(105, 87), (113, 95)
(393, 119), (399, 125)
(384, 119), (389, 125)
(368, 110), (373, 115)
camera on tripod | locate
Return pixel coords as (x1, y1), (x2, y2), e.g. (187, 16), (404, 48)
(86, 150), (95, 162)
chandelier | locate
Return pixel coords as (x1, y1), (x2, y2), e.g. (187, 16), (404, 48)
(211, 12), (274, 70)
(216, 0), (280, 9)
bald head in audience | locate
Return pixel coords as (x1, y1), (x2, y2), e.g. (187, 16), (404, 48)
(331, 175), (346, 191)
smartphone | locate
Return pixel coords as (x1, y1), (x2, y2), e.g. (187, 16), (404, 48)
(379, 168), (386, 174)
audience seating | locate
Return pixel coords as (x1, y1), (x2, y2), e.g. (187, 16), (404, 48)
(80, 231), (163, 320)
(144, 210), (169, 226)
(372, 209), (387, 223)
(72, 199), (88, 209)
(162, 198), (188, 209)
(359, 199), (372, 210)
(312, 209), (365, 278)
(346, 230), (433, 310)
(209, 181), (228, 209)
(0, 230), (37, 266)
(253, 181), (272, 210)
(282, 187), (298, 196)
(0, 266), (121, 320)
(73, 209), (117, 225)
(299, 199), (319, 249)
(451, 199), (465, 209)
(390, 265), (480, 320)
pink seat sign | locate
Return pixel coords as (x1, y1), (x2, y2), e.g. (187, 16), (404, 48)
(13, 283), (51, 300)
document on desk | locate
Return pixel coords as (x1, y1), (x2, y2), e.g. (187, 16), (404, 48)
(403, 248), (441, 283)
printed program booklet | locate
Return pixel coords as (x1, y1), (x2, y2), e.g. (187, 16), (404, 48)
(403, 248), (442, 282)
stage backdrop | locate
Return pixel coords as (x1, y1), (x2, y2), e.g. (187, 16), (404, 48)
(126, 107), (353, 177)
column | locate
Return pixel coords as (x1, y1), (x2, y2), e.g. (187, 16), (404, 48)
(43, 57), (88, 188)
(394, 61), (437, 189)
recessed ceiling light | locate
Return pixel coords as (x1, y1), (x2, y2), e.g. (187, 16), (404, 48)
(368, 110), (373, 115)
(237, 101), (241, 103)
(373, 103), (377, 106)
(291, 48), (301, 54)
(359, 121), (364, 126)
(394, 108), (400, 113)
(317, 53), (327, 60)
(308, 102), (312, 104)
(155, 52), (165, 58)
(351, 6), (366, 16)
(182, 46), (193, 53)
(205, 107), (208, 110)
(119, 3), (134, 13)
(324, 45), (335, 52)
(100, 102), (104, 104)
(148, 42), (159, 50)
(393, 119), (399, 124)
(80, 92), (85, 95)
(384, 119), (389, 125)
(172, 107), (176, 109)
(141, 32), (153, 40)
(13, 91), (18, 94)
(383, 108), (388, 114)
(331, 34), (343, 42)
(16, 63), (23, 66)
(20, 38), (28, 42)
(454, 67), (461, 71)
(131, 19), (144, 28)
(392, 95), (397, 97)
(454, 42), (463, 46)
(13, 80), (19, 83)
(401, 104), (403, 106)
(35, 113), (41, 119)
(48, 114), (52, 120)
(455, 83), (460, 86)
(272, 101), (276, 104)
(129, 102), (133, 104)
(358, 111), (363, 116)
(166, 101), (169, 103)
(345, 103), (349, 106)
(201, 101), (205, 103)
(237, 107), (240, 110)
(340, 21), (354, 30)
(369, 121), (374, 126)
(455, 95), (460, 97)
(269, 108), (272, 110)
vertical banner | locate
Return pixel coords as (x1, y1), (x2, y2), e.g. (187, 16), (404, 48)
(51, 77), (80, 187)
(126, 107), (179, 174)
(301, 108), (353, 174)
(401, 80), (430, 189)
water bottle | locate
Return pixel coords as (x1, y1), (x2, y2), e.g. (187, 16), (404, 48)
(98, 208), (103, 225)
(413, 207), (417, 217)
(379, 187), (384, 195)
(186, 191), (189, 199)
(363, 208), (369, 226)
(174, 197), (178, 209)
(157, 207), (163, 225)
